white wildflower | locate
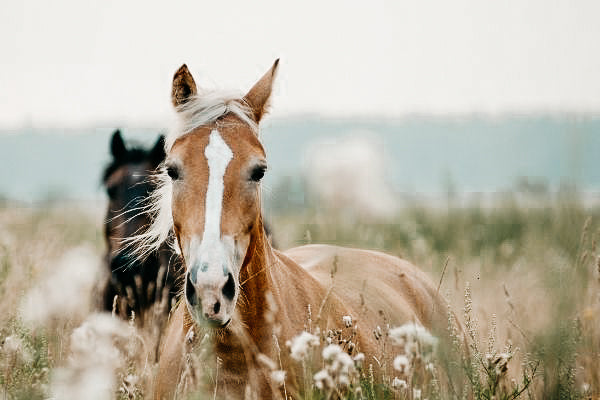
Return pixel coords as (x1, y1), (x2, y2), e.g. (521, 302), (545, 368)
(389, 323), (438, 359)
(335, 351), (355, 373)
(322, 344), (343, 360)
(392, 377), (408, 389)
(20, 246), (101, 326)
(120, 374), (139, 398)
(2, 335), (23, 354)
(389, 323), (437, 348)
(582, 383), (590, 393)
(69, 314), (134, 363)
(487, 351), (511, 375)
(389, 327), (408, 347)
(406, 341), (419, 357)
(50, 313), (134, 400)
(413, 388), (422, 399)
(123, 374), (138, 386)
(353, 352), (365, 367)
(393, 355), (410, 375)
(1, 335), (33, 364)
(315, 343), (359, 391)
(287, 331), (319, 361)
(314, 369), (333, 390)
(342, 315), (352, 328)
(322, 344), (354, 375)
(338, 374), (350, 387)
(270, 370), (286, 387)
(52, 364), (114, 400)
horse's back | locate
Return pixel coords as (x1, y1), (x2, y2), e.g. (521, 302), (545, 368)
(283, 244), (447, 332)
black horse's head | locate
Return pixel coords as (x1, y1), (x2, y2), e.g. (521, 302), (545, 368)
(103, 130), (165, 264)
(101, 130), (176, 318)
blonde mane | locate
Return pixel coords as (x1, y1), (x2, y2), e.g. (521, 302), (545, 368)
(166, 91), (257, 150)
(128, 91), (257, 259)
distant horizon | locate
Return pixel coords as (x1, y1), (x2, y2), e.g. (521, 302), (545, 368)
(1, 110), (599, 133)
(1, 115), (599, 203)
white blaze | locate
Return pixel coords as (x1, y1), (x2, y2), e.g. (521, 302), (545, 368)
(191, 129), (234, 282)
(203, 130), (233, 243)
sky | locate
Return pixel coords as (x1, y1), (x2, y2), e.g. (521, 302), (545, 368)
(1, 0), (599, 128)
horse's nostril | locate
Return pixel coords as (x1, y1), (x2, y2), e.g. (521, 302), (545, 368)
(222, 273), (235, 300)
(186, 273), (197, 306)
(213, 301), (220, 314)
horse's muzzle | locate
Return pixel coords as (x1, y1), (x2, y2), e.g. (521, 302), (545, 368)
(185, 270), (236, 328)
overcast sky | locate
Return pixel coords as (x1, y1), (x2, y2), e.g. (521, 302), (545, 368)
(1, 0), (599, 128)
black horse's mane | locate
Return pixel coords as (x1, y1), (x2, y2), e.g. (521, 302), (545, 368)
(102, 146), (155, 182)
(102, 130), (165, 183)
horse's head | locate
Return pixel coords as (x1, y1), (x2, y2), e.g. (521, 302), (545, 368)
(162, 61), (278, 328)
(103, 130), (166, 272)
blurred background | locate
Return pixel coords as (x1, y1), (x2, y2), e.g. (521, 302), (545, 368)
(1, 0), (599, 207)
(1, 2), (600, 398)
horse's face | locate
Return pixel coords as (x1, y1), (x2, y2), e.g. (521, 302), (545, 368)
(167, 119), (266, 327)
(166, 61), (278, 328)
(104, 131), (165, 271)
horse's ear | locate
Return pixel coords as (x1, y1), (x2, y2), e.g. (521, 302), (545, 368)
(150, 135), (166, 167)
(110, 129), (127, 160)
(171, 64), (198, 108)
(243, 59), (279, 123)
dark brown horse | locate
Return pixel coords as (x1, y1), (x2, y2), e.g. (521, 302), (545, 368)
(101, 130), (183, 322)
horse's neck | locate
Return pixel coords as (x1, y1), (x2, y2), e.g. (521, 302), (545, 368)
(237, 219), (277, 329)
(212, 221), (278, 390)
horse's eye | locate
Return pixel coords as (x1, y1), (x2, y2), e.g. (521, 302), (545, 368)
(166, 165), (180, 180)
(106, 185), (118, 199)
(250, 166), (266, 182)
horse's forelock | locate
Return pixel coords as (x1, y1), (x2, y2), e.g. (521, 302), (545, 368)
(166, 90), (258, 151)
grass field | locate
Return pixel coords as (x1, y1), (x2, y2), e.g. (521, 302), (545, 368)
(0, 192), (599, 399)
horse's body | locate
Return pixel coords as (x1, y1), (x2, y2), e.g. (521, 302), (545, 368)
(156, 244), (448, 398)
(287, 244), (448, 330)
(139, 61), (453, 398)
(101, 130), (183, 322)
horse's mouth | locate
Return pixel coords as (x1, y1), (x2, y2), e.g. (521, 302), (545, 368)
(188, 307), (232, 329)
(220, 318), (232, 329)
(204, 317), (231, 329)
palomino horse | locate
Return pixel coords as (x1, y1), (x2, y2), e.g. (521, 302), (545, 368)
(102, 130), (182, 322)
(140, 61), (450, 398)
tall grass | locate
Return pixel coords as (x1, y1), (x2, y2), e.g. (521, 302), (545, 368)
(0, 191), (599, 399)
(266, 189), (600, 399)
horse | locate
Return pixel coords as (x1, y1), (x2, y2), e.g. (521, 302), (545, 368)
(101, 129), (183, 323)
(136, 61), (453, 399)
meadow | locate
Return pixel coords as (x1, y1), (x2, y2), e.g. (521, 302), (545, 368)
(0, 189), (599, 399)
